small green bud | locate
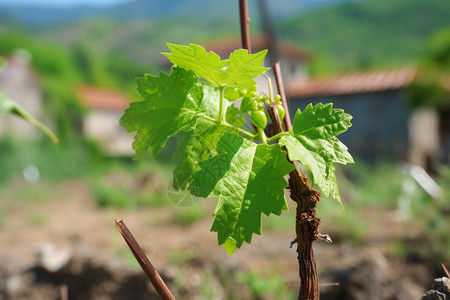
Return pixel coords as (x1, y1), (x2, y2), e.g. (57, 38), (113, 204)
(277, 104), (285, 121)
(274, 94), (281, 104)
(250, 110), (267, 129)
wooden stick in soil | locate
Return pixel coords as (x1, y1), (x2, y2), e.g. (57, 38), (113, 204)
(273, 61), (292, 131)
(271, 62), (321, 300)
(115, 219), (175, 300)
(59, 284), (68, 300)
(239, 0), (251, 53)
(442, 263), (450, 278)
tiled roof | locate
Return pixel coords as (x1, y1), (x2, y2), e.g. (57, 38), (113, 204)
(287, 67), (418, 98)
(203, 34), (312, 61)
(77, 85), (131, 111)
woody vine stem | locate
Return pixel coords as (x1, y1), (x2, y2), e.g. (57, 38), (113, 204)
(238, 1), (321, 299)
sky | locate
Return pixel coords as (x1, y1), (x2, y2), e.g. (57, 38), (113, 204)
(0, 0), (131, 7)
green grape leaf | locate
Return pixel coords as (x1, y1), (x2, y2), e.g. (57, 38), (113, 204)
(163, 43), (269, 90)
(172, 126), (217, 190)
(0, 93), (58, 143)
(279, 103), (353, 206)
(164, 43), (227, 87)
(189, 132), (294, 254)
(120, 66), (203, 159)
(222, 49), (270, 90)
(173, 85), (245, 190)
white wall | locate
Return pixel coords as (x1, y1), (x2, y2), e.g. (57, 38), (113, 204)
(83, 111), (134, 156)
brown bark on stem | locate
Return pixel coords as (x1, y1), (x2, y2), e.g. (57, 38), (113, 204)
(267, 103), (284, 135)
(289, 167), (321, 300)
(271, 62), (321, 300)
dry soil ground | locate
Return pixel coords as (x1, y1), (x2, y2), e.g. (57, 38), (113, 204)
(0, 178), (437, 299)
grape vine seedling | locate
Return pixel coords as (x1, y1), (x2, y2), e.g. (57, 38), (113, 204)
(120, 43), (353, 255)
(0, 93), (58, 143)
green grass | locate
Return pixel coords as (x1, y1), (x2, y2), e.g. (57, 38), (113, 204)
(25, 211), (48, 226)
(316, 194), (369, 245)
(0, 137), (104, 184)
(93, 182), (169, 209)
(169, 205), (207, 227)
(315, 161), (419, 244)
(90, 164), (173, 210)
(167, 249), (199, 266)
(199, 270), (220, 299)
(235, 270), (296, 300)
(5, 183), (53, 203)
(93, 184), (134, 209)
(0, 135), (177, 212)
(344, 160), (406, 208)
(114, 248), (141, 269)
(317, 160), (450, 263)
(262, 208), (295, 232)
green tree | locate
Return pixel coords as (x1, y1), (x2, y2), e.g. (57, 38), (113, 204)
(406, 27), (450, 109)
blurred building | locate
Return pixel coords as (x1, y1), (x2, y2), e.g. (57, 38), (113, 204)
(77, 85), (134, 156)
(0, 50), (134, 157)
(286, 67), (450, 168)
(0, 50), (43, 138)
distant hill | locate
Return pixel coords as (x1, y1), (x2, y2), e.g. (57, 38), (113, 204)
(0, 0), (352, 67)
(0, 5), (100, 29)
(0, 0), (353, 29)
(279, 0), (450, 74)
(2, 0), (447, 76)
